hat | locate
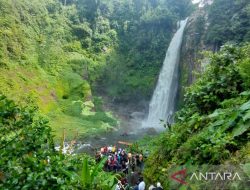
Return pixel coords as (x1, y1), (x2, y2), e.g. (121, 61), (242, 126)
(157, 182), (162, 187)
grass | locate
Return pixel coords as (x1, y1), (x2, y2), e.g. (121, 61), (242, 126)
(0, 64), (118, 142)
(48, 111), (119, 142)
(0, 64), (57, 111)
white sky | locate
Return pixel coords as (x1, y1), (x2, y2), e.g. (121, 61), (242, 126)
(192, 0), (202, 4)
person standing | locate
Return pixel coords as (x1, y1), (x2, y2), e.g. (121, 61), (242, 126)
(155, 182), (163, 190)
(138, 177), (145, 190)
(130, 171), (139, 186)
(148, 185), (156, 190)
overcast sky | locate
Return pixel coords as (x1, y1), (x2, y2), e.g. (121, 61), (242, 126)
(192, 0), (201, 3)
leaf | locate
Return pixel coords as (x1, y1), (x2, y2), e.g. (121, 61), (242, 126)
(243, 110), (250, 121)
(208, 109), (223, 118)
(81, 158), (91, 187)
(240, 91), (250, 96)
(209, 119), (224, 128)
(240, 100), (250, 111)
(90, 157), (107, 183)
(242, 163), (250, 177)
(231, 121), (250, 137)
(220, 110), (240, 131)
(60, 168), (81, 182)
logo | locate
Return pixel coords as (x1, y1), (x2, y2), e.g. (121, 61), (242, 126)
(190, 172), (242, 181)
(170, 167), (243, 185)
(170, 168), (188, 185)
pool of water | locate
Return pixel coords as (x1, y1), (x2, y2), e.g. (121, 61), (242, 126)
(74, 113), (158, 154)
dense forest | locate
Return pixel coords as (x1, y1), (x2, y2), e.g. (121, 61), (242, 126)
(0, 0), (250, 189)
(0, 0), (193, 140)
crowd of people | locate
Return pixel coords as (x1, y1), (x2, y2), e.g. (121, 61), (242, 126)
(95, 145), (163, 190)
(95, 146), (144, 173)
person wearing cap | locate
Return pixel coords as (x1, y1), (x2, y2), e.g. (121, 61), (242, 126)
(148, 185), (156, 190)
(155, 182), (163, 190)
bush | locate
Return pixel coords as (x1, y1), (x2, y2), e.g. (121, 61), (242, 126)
(0, 95), (116, 189)
(143, 44), (250, 189)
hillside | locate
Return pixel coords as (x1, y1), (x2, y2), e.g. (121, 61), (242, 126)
(0, 0), (250, 189)
(0, 0), (120, 141)
(142, 0), (250, 189)
(0, 0), (193, 140)
(143, 44), (250, 189)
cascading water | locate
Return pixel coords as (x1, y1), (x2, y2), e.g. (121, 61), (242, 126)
(143, 18), (188, 130)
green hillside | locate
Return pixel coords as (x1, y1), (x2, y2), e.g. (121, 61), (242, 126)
(0, 0), (192, 140)
(143, 44), (250, 189)
(0, 0), (119, 140)
(0, 0), (249, 189)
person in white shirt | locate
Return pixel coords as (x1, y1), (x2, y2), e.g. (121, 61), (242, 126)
(108, 145), (112, 152)
(115, 180), (122, 190)
(138, 177), (145, 190)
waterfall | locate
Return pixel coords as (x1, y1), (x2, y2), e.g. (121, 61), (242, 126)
(144, 18), (188, 130)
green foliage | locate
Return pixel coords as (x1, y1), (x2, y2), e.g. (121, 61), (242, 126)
(63, 158), (118, 190)
(181, 44), (244, 116)
(206, 0), (250, 47)
(143, 44), (250, 189)
(93, 0), (194, 102)
(1, 0), (250, 189)
(238, 44), (250, 88)
(0, 94), (74, 189)
(0, 94), (117, 189)
(0, 0), (195, 139)
(0, 0), (121, 141)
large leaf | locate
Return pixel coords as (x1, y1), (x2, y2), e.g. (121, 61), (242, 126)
(243, 110), (250, 122)
(60, 168), (81, 182)
(208, 109), (223, 118)
(240, 100), (250, 111)
(81, 158), (91, 187)
(90, 157), (107, 183)
(232, 121), (250, 137)
(240, 91), (250, 96)
(208, 119), (224, 130)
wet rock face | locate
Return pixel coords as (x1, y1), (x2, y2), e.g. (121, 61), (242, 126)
(129, 112), (146, 120)
(180, 9), (207, 84)
(177, 8), (213, 107)
(145, 128), (158, 135)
